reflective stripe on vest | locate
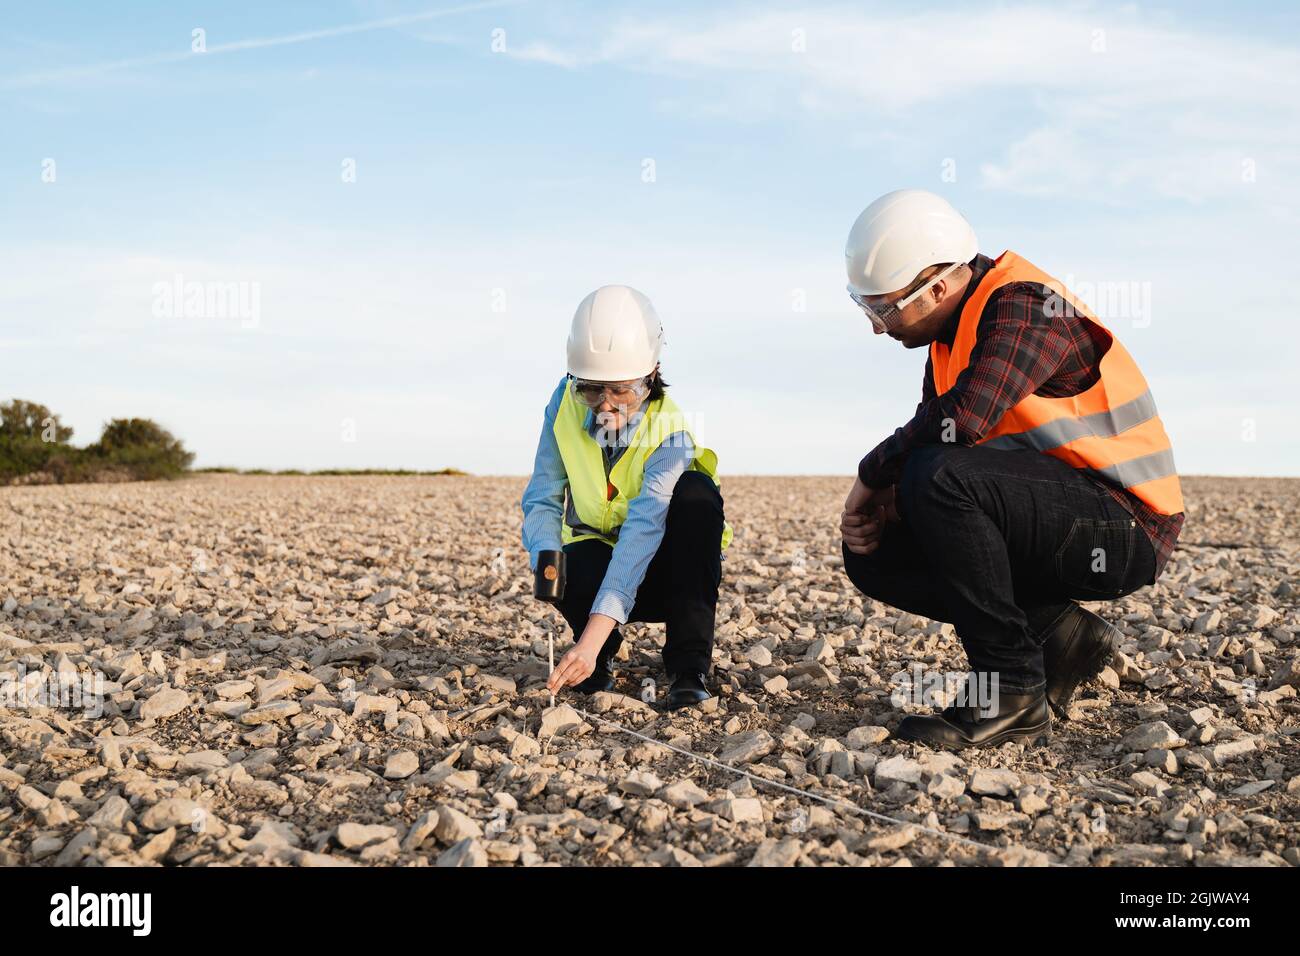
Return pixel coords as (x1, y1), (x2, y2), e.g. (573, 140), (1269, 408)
(930, 251), (1184, 515)
(552, 388), (733, 550)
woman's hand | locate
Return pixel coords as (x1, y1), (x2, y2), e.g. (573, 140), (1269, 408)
(547, 614), (617, 692)
(548, 641), (600, 692)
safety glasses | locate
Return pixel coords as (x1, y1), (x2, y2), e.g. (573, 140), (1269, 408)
(848, 260), (966, 333)
(568, 375), (650, 408)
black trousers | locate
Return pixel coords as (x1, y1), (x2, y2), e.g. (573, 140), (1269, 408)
(842, 444), (1156, 694)
(556, 470), (724, 676)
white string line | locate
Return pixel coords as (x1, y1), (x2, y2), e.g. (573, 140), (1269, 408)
(555, 703), (1049, 863)
(533, 629), (1054, 862)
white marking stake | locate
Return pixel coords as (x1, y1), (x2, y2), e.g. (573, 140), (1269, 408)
(548, 632), (555, 707)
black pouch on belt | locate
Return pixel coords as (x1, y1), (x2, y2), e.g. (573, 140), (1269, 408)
(533, 550), (566, 603)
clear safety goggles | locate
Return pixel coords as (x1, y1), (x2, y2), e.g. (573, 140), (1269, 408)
(848, 260), (966, 333)
(568, 375), (650, 409)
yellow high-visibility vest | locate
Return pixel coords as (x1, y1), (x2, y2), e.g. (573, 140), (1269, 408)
(552, 387), (733, 550)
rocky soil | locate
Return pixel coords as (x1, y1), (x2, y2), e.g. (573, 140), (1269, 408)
(0, 474), (1296, 867)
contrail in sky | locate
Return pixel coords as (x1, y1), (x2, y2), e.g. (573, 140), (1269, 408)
(1, 0), (524, 91)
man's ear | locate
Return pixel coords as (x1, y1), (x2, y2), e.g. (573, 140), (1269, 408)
(930, 265), (967, 304)
(918, 278), (944, 306)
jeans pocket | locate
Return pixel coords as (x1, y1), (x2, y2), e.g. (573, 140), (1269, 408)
(1053, 517), (1137, 599)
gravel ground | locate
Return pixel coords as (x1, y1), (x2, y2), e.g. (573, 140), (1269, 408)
(0, 474), (1296, 867)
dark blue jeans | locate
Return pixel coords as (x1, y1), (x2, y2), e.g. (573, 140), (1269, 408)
(555, 470), (724, 677)
(842, 444), (1156, 694)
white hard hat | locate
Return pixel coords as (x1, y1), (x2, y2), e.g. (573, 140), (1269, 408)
(566, 285), (664, 381)
(844, 189), (979, 296)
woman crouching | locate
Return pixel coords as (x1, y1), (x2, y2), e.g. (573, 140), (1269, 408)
(520, 285), (732, 710)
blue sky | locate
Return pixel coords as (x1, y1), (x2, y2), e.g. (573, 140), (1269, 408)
(3, 1), (1298, 475)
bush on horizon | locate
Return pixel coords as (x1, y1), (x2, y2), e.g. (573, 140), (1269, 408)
(0, 399), (194, 485)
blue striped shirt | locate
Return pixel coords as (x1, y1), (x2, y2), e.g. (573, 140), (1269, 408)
(520, 377), (694, 624)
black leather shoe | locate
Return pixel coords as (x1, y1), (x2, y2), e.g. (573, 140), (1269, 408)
(892, 690), (1052, 750)
(1042, 604), (1119, 720)
(573, 657), (615, 694)
(666, 671), (711, 711)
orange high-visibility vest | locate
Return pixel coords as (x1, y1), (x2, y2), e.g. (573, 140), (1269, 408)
(930, 251), (1184, 515)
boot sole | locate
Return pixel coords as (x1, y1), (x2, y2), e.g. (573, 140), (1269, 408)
(664, 693), (711, 712)
(894, 718), (1053, 751)
(572, 676), (616, 695)
(1048, 624), (1118, 721)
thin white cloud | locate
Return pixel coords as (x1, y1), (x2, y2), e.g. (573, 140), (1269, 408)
(482, 4), (1300, 204)
(0, 0), (525, 90)
(503, 42), (581, 68)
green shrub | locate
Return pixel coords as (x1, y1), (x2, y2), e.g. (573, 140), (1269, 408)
(88, 418), (195, 480)
(0, 400), (78, 481)
(0, 399), (74, 443)
(1, 400), (194, 484)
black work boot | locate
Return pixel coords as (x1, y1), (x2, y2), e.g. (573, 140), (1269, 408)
(573, 656), (615, 694)
(893, 690), (1052, 750)
(1042, 604), (1120, 719)
(666, 671), (711, 711)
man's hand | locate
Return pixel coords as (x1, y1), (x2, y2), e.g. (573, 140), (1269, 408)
(843, 476), (873, 516)
(876, 483), (901, 523)
(841, 510), (883, 556)
(841, 478), (899, 556)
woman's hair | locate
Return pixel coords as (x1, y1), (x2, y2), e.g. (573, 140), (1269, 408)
(647, 366), (668, 401)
